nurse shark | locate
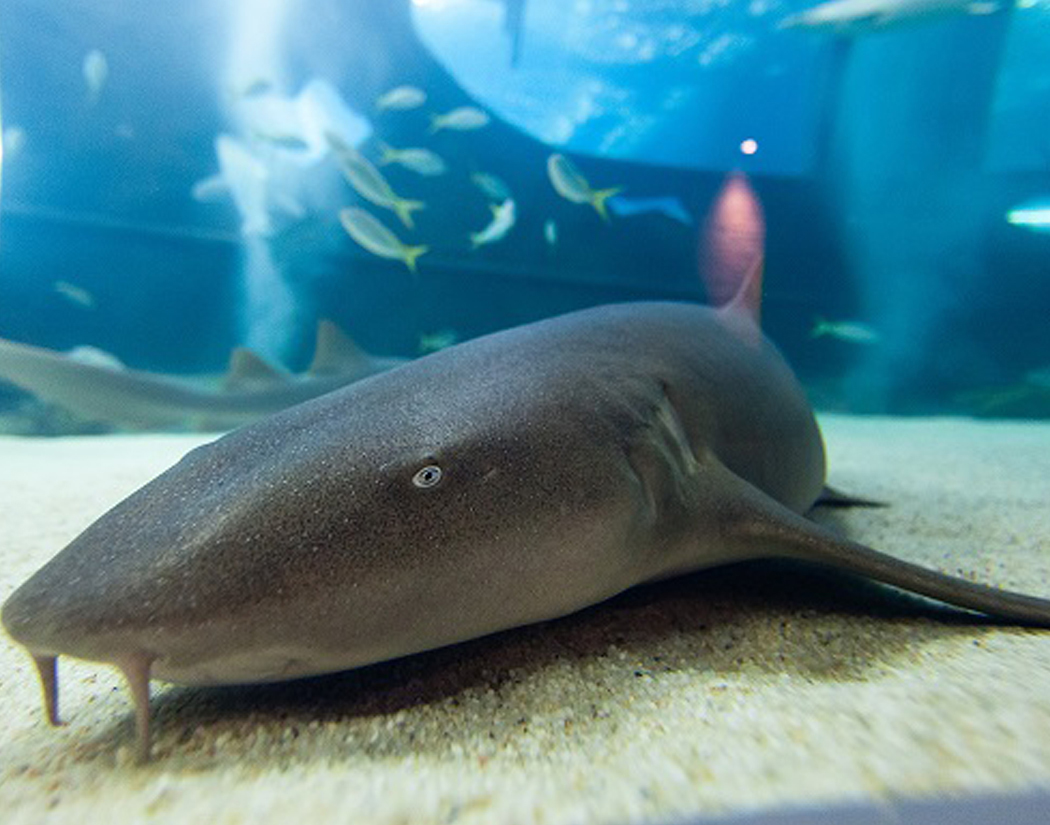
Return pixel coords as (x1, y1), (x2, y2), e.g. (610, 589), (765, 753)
(4, 260), (1049, 761)
(778, 0), (1002, 32)
(0, 321), (402, 431)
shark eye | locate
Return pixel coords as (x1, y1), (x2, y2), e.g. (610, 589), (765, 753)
(412, 464), (443, 488)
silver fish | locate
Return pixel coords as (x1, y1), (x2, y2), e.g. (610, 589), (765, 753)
(547, 153), (622, 222)
(429, 106), (490, 134)
(810, 318), (881, 344)
(327, 133), (425, 229)
(376, 85), (427, 111)
(339, 207), (428, 273)
(378, 142), (447, 176)
(470, 199), (516, 249)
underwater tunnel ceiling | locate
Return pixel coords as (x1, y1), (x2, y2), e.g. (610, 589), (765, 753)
(410, 0), (831, 175)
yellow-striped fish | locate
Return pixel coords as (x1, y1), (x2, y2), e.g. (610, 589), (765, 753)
(546, 154), (622, 222)
(339, 208), (428, 274)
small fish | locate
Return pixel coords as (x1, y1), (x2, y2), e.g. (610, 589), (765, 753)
(191, 176), (227, 203)
(2, 126), (26, 159)
(376, 85), (427, 111)
(428, 106), (490, 134)
(607, 195), (692, 225)
(339, 207), (428, 273)
(328, 133), (425, 229)
(239, 77), (274, 98)
(1006, 199), (1050, 233)
(811, 317), (880, 344)
(470, 199), (516, 249)
(546, 153), (623, 222)
(378, 142), (447, 176)
(53, 281), (95, 309)
(418, 329), (459, 354)
(251, 131), (310, 152)
(83, 49), (108, 103)
(544, 218), (558, 247)
(470, 171), (512, 202)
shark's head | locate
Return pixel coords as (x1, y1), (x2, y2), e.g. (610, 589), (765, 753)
(1, 334), (651, 689)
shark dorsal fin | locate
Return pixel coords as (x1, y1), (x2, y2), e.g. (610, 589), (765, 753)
(308, 320), (370, 376)
(716, 254), (764, 348)
(224, 348), (288, 391)
(720, 253), (764, 325)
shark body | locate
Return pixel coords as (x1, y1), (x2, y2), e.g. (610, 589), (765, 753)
(778, 0), (1002, 32)
(4, 284), (1050, 760)
(0, 321), (403, 431)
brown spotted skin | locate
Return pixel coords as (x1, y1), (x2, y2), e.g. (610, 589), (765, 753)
(2, 302), (826, 685)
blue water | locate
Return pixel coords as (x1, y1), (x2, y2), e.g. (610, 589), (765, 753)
(1, 0), (1048, 428)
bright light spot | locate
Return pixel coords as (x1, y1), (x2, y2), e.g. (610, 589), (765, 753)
(740, 138), (758, 155)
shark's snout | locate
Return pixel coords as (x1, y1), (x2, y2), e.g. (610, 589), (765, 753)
(2, 555), (140, 665)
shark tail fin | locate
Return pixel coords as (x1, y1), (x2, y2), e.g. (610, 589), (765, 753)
(590, 187), (624, 223)
(394, 198), (425, 229)
(309, 320), (371, 376)
(223, 348), (288, 391)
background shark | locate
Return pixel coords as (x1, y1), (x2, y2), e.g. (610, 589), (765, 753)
(0, 321), (403, 431)
(779, 0), (1003, 33)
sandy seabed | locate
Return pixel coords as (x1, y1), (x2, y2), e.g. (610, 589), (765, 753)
(1, 415), (1049, 824)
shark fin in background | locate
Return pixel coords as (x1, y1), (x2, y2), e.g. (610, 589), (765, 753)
(308, 320), (370, 376)
(223, 348), (289, 391)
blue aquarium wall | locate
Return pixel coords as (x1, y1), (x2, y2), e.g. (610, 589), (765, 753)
(0, 0), (1048, 419)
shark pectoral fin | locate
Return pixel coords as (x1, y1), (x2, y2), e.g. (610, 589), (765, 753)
(223, 348), (290, 392)
(31, 653), (62, 726)
(719, 472), (1050, 627)
(308, 320), (371, 376)
(115, 653), (154, 763)
(813, 485), (886, 509)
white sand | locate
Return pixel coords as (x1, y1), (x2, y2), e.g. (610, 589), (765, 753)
(1, 415), (1049, 824)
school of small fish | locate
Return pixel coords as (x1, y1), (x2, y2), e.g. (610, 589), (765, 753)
(44, 54), (877, 338)
(334, 86), (639, 272)
(331, 83), (878, 340)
